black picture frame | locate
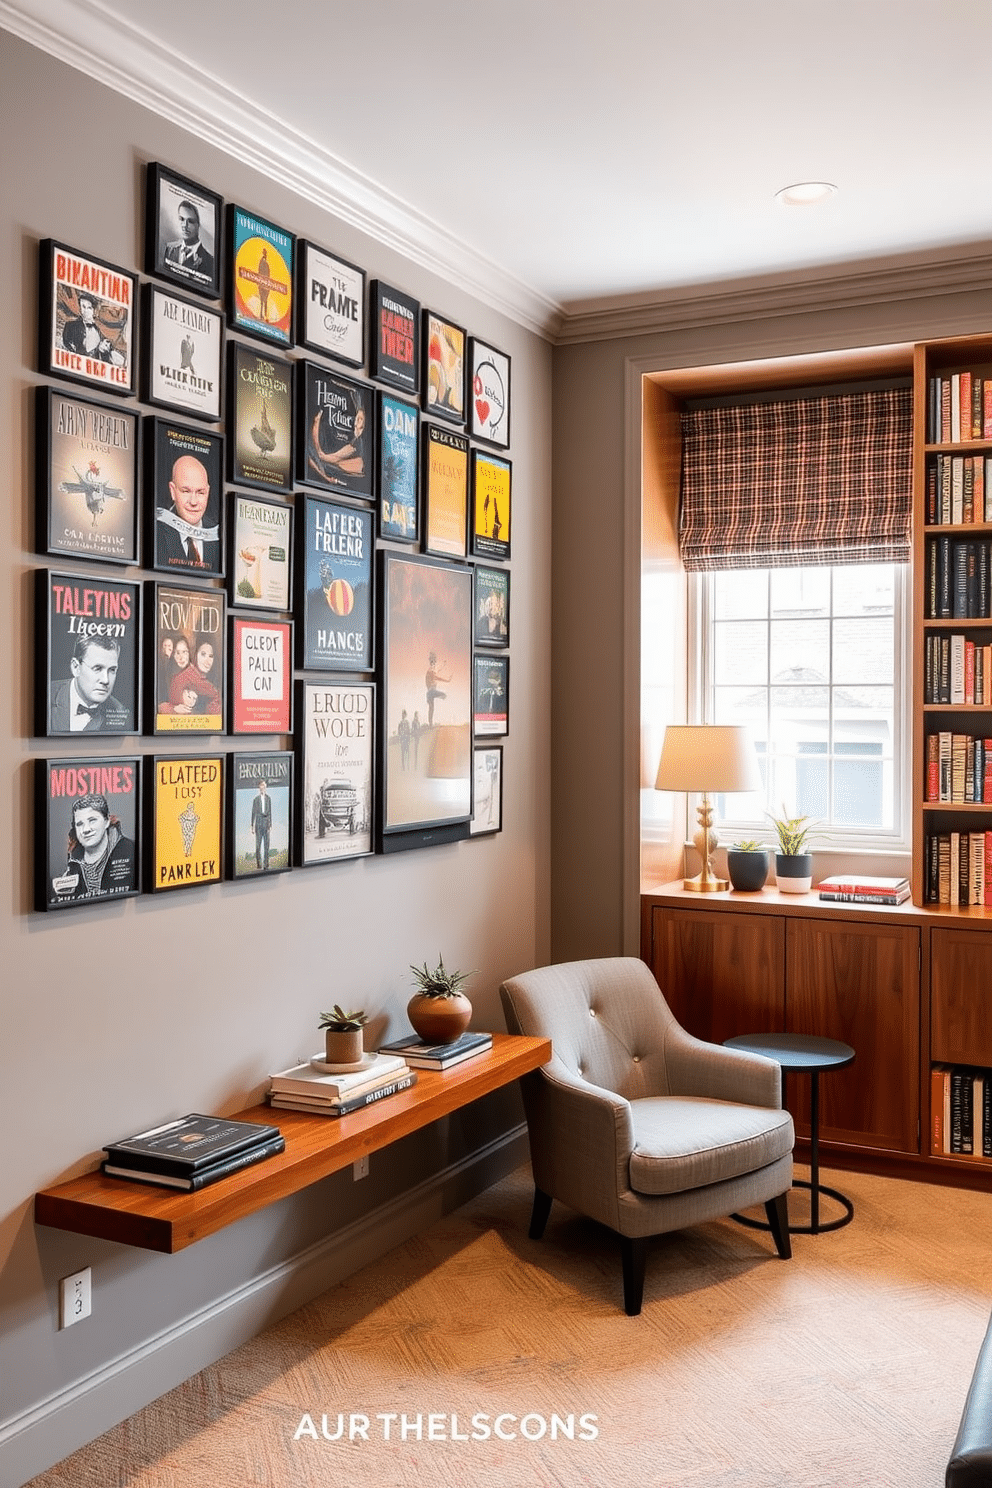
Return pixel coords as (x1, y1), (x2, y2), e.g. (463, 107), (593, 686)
(296, 361), (374, 500)
(377, 550), (473, 852)
(147, 754), (224, 892)
(473, 564), (510, 648)
(473, 652), (509, 737)
(227, 205), (295, 348)
(37, 569), (140, 738)
(470, 449), (512, 562)
(145, 163), (223, 300)
(470, 745), (503, 837)
(36, 755), (142, 911)
(296, 494), (374, 672)
(296, 680), (375, 866)
(422, 308), (466, 427)
(37, 385), (140, 566)
(227, 750), (293, 878)
(297, 240), (365, 368)
(468, 336), (511, 450)
(148, 581), (226, 736)
(368, 279), (420, 394)
(39, 239), (137, 398)
(229, 614), (293, 735)
(145, 417), (225, 578)
(422, 423), (469, 560)
(226, 340), (294, 495)
(228, 491), (293, 612)
(377, 390), (420, 544)
(143, 283), (223, 422)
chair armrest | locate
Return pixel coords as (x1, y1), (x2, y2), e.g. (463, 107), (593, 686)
(520, 1060), (635, 1233)
(663, 1025), (782, 1109)
(947, 1311), (992, 1487)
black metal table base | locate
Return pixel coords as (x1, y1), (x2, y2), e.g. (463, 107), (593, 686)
(733, 1177), (854, 1236)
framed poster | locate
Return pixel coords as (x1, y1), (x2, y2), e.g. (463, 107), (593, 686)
(227, 341), (293, 494)
(143, 284), (223, 422)
(148, 755), (223, 891)
(369, 280), (419, 394)
(470, 745), (503, 837)
(37, 569), (140, 738)
(378, 551), (473, 851)
(297, 495), (374, 672)
(422, 309), (466, 426)
(296, 680), (374, 866)
(473, 653), (509, 737)
(474, 564), (510, 648)
(229, 615), (293, 734)
(36, 756), (141, 910)
(39, 239), (136, 397)
(145, 163), (222, 300)
(297, 362), (373, 499)
(378, 391), (419, 543)
(297, 240), (365, 368)
(468, 337), (511, 450)
(227, 206), (294, 347)
(145, 417), (224, 577)
(422, 423), (468, 559)
(227, 751), (293, 878)
(149, 582), (225, 735)
(228, 491), (293, 611)
(37, 385), (139, 566)
(471, 449), (511, 562)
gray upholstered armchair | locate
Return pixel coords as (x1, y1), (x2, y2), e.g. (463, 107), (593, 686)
(500, 957), (795, 1314)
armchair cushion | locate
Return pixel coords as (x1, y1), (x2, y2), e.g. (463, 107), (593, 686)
(628, 1096), (794, 1196)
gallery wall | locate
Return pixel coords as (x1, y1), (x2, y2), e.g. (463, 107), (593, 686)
(0, 32), (552, 1485)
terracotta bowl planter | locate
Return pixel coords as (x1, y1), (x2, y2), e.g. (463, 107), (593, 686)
(407, 992), (472, 1045)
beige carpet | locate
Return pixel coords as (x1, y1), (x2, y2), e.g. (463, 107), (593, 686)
(27, 1164), (992, 1488)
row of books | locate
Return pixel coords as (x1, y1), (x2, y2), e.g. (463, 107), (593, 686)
(817, 874), (910, 906)
(927, 371), (992, 445)
(923, 634), (992, 706)
(267, 1031), (494, 1115)
(101, 1113), (285, 1190)
(924, 732), (992, 803)
(922, 832), (992, 907)
(925, 454), (991, 526)
(925, 535), (992, 619)
(931, 1064), (992, 1157)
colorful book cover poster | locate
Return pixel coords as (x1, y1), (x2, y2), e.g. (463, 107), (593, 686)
(229, 492), (292, 612)
(38, 756), (140, 910)
(471, 451), (511, 562)
(369, 280), (419, 393)
(230, 616), (292, 734)
(299, 496), (373, 672)
(42, 240), (135, 396)
(423, 425), (468, 559)
(150, 756), (223, 891)
(298, 681), (373, 864)
(299, 363), (373, 500)
(149, 419), (224, 578)
(229, 751), (292, 877)
(228, 342), (293, 493)
(152, 584), (225, 733)
(474, 565), (510, 647)
(378, 392), (419, 542)
(230, 207), (294, 346)
(40, 388), (139, 565)
(40, 570), (140, 737)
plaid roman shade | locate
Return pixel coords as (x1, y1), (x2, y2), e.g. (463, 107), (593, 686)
(679, 387), (913, 570)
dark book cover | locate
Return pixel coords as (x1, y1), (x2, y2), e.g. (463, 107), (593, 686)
(103, 1112), (280, 1174)
(103, 1133), (285, 1188)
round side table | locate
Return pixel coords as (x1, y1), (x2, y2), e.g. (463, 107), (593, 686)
(724, 1032), (856, 1235)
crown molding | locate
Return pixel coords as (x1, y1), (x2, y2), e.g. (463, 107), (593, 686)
(0, 0), (563, 340)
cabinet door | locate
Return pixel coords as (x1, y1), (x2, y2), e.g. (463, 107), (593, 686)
(648, 907), (785, 1045)
(931, 928), (992, 1067)
(786, 919), (920, 1153)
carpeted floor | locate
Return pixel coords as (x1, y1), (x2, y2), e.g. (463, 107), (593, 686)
(26, 1164), (992, 1488)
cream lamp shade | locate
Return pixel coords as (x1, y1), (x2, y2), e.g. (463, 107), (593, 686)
(654, 725), (762, 892)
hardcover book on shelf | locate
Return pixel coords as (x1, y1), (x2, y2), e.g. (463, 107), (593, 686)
(817, 874), (910, 904)
(103, 1134), (285, 1189)
(378, 1031), (493, 1068)
(103, 1112), (281, 1175)
(269, 1071), (417, 1116)
(268, 1051), (408, 1099)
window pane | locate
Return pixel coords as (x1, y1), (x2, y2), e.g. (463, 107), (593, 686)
(770, 567), (830, 617)
(833, 564), (895, 617)
(770, 685), (829, 732)
(714, 569), (768, 620)
(713, 621), (767, 685)
(711, 686), (767, 732)
(833, 687), (893, 750)
(833, 617), (894, 684)
(770, 619), (830, 683)
(833, 755), (884, 827)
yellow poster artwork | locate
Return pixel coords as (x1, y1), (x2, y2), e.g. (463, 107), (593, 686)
(152, 756), (223, 891)
(425, 426), (468, 559)
(471, 451), (511, 562)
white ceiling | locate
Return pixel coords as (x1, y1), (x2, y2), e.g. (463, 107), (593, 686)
(5, 0), (992, 336)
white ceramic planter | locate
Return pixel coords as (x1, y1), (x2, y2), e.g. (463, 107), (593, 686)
(775, 853), (813, 894)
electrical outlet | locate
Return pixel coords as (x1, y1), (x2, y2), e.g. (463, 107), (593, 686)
(59, 1267), (91, 1328)
(353, 1156), (369, 1181)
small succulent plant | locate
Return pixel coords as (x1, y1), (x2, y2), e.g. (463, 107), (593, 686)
(318, 1005), (368, 1033)
(767, 808), (815, 857)
(409, 956), (472, 999)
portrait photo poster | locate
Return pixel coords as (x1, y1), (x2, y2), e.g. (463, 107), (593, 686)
(228, 750), (292, 878)
(229, 206), (294, 347)
(150, 583), (225, 734)
(149, 755), (223, 891)
(37, 755), (141, 910)
(38, 569), (140, 738)
(227, 341), (294, 494)
(147, 418), (224, 578)
(473, 653), (509, 737)
(146, 162), (222, 299)
(297, 680), (374, 866)
(38, 385), (140, 566)
(229, 616), (293, 735)
(39, 239), (136, 397)
(298, 495), (373, 672)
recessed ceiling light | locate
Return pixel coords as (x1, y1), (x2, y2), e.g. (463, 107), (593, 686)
(775, 181), (837, 207)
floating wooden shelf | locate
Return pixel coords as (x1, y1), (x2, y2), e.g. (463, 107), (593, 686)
(34, 1033), (551, 1254)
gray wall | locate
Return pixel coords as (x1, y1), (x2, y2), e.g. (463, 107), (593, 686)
(0, 33), (552, 1485)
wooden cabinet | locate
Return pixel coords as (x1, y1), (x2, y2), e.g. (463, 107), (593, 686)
(931, 927), (992, 1067)
(647, 906), (784, 1045)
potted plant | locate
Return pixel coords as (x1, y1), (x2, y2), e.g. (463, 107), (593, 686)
(407, 956), (473, 1044)
(726, 839), (770, 893)
(318, 1006), (368, 1067)
(768, 807), (815, 893)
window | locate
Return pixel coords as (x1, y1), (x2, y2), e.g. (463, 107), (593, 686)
(690, 561), (910, 849)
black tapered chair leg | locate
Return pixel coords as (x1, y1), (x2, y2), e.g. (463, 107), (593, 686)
(620, 1235), (647, 1315)
(529, 1186), (553, 1239)
(765, 1191), (792, 1259)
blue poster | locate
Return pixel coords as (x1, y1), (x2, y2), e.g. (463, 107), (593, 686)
(299, 495), (373, 672)
(378, 392), (419, 542)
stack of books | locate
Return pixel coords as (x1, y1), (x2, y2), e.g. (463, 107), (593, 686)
(817, 875), (911, 906)
(378, 1030), (493, 1070)
(932, 1064), (992, 1158)
(101, 1113), (285, 1191)
(268, 1052), (416, 1116)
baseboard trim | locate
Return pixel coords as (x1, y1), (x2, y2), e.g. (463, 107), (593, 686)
(1, 1125), (529, 1488)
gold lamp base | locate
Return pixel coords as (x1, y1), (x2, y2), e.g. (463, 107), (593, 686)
(683, 869), (729, 893)
(684, 794), (727, 892)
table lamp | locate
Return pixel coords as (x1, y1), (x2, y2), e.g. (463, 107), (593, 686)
(654, 725), (762, 892)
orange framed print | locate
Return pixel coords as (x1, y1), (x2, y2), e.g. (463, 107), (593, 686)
(422, 423), (468, 560)
(148, 755), (223, 891)
(471, 449), (511, 562)
(227, 205), (294, 348)
(39, 240), (136, 397)
(422, 309), (466, 426)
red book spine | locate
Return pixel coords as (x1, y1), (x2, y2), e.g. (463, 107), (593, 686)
(985, 832), (992, 908)
(927, 733), (940, 801)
